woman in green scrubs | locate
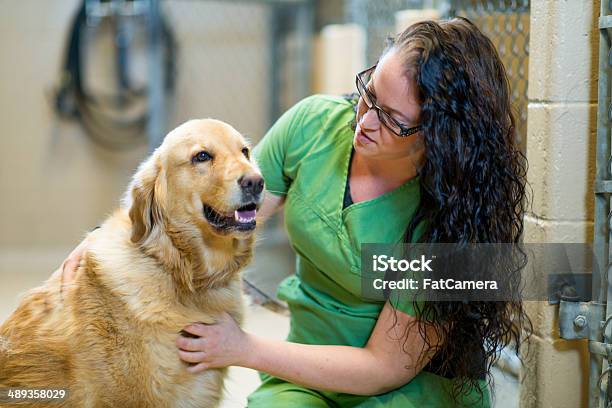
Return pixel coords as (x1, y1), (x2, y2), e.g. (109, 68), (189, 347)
(61, 17), (527, 407)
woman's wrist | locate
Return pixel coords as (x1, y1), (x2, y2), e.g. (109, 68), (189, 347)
(239, 332), (261, 369)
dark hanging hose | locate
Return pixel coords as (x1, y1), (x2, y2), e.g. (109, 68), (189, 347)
(54, 1), (177, 150)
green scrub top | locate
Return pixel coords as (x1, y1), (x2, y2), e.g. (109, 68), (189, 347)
(249, 95), (490, 407)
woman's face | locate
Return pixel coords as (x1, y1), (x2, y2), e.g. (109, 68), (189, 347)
(353, 50), (424, 163)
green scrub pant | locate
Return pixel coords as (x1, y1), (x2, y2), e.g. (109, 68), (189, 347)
(246, 374), (491, 408)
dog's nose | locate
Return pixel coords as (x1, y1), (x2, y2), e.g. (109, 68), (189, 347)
(238, 175), (264, 196)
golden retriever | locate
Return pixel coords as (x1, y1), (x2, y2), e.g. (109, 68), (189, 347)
(0, 119), (264, 407)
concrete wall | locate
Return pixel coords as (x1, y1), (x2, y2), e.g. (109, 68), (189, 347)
(521, 0), (600, 407)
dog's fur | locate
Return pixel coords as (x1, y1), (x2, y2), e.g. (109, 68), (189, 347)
(0, 119), (263, 407)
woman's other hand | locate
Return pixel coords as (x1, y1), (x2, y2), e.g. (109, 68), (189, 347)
(176, 313), (250, 373)
(51, 235), (91, 289)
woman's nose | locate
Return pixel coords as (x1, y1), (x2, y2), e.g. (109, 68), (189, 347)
(360, 107), (380, 129)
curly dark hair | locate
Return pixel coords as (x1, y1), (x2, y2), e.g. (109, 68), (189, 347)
(386, 17), (531, 404)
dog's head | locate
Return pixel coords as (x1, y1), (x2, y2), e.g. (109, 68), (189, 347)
(125, 119), (264, 247)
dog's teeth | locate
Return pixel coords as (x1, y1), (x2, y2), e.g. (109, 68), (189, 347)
(234, 210), (256, 224)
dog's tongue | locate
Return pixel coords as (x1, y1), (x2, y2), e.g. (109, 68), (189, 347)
(234, 209), (256, 222)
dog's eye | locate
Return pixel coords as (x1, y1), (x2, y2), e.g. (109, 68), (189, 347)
(192, 151), (213, 163)
(241, 147), (250, 160)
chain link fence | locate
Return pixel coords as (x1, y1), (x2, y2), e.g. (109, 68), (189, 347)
(449, 0), (530, 149)
(344, 0), (424, 64)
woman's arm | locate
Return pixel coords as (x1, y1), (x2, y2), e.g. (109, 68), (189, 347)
(256, 192), (285, 222)
(176, 301), (439, 396)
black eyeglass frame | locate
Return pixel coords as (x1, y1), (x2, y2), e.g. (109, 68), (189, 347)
(355, 64), (422, 138)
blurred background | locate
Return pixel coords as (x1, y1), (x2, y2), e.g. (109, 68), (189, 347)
(1, 0), (596, 407)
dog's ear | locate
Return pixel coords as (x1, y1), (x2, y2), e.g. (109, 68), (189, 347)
(127, 154), (167, 243)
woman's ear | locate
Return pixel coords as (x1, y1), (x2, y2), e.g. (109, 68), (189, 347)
(128, 154), (166, 243)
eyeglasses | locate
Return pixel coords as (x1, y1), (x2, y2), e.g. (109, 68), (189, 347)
(355, 64), (422, 138)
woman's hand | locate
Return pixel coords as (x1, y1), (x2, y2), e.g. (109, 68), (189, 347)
(51, 236), (90, 289)
(176, 312), (250, 373)
(175, 303), (437, 396)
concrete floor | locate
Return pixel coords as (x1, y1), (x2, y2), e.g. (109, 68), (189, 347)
(0, 244), (518, 407)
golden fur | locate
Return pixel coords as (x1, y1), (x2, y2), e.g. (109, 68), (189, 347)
(0, 119), (263, 407)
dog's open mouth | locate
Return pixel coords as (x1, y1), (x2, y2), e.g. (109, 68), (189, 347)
(203, 203), (258, 232)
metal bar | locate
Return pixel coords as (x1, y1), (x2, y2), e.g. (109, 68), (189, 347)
(115, 16), (131, 93)
(595, 180), (612, 193)
(146, 0), (166, 151)
(601, 15), (612, 30)
(267, 4), (281, 127)
(293, 1), (314, 102)
(590, 341), (612, 358)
